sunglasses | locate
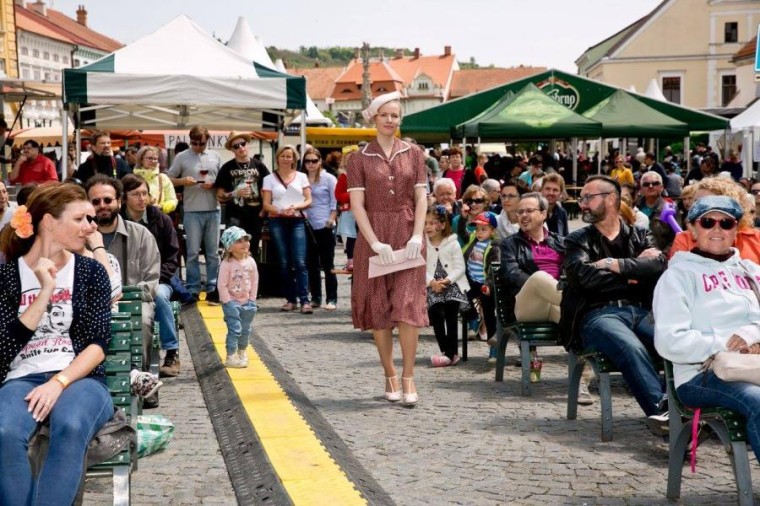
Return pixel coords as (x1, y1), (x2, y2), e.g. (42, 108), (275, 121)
(231, 141), (247, 150)
(190, 140), (207, 146)
(85, 215), (96, 224)
(465, 198), (487, 205)
(697, 216), (737, 230)
(751, 189), (760, 195)
(91, 197), (115, 206)
(304, 158), (321, 164)
(641, 182), (661, 188)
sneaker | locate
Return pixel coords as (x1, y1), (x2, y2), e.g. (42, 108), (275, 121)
(478, 332), (488, 342)
(488, 346), (497, 365)
(431, 354), (452, 367)
(487, 335), (498, 347)
(130, 370), (163, 398)
(159, 351), (181, 378)
(182, 293), (199, 307)
(450, 355), (461, 366)
(280, 302), (297, 312)
(225, 354), (245, 368)
(205, 289), (220, 305)
(646, 410), (670, 436)
(324, 302), (337, 311)
(577, 382), (594, 406)
(300, 303), (314, 314)
(238, 350), (249, 367)
(143, 393), (159, 409)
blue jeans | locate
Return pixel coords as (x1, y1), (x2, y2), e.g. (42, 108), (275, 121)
(0, 373), (113, 506)
(184, 210), (221, 295)
(155, 283), (178, 351)
(582, 305), (664, 416)
(267, 218), (309, 305)
(222, 300), (257, 355)
(678, 370), (760, 463)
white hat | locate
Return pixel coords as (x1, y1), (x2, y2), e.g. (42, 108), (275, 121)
(361, 91), (402, 122)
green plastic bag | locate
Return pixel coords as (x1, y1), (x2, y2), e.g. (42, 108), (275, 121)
(136, 414), (174, 458)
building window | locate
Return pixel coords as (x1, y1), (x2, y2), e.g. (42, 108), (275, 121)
(418, 82), (429, 90)
(20, 47), (28, 56)
(32, 49), (39, 58)
(53, 54), (59, 62)
(43, 72), (50, 81)
(662, 76), (681, 104)
(33, 70), (40, 80)
(722, 74), (737, 106)
(43, 52), (49, 60)
(62, 55), (69, 64)
(73, 59), (80, 68)
(725, 22), (738, 43)
(21, 68), (29, 79)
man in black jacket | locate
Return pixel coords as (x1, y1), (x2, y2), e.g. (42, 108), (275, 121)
(71, 130), (132, 182)
(560, 176), (668, 434)
(121, 174), (182, 378)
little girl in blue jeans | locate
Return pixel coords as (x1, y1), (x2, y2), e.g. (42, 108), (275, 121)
(219, 226), (259, 368)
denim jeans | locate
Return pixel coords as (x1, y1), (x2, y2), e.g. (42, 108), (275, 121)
(155, 283), (178, 351)
(678, 370), (760, 463)
(222, 300), (257, 355)
(581, 305), (664, 416)
(0, 373), (113, 506)
(307, 227), (337, 304)
(267, 218), (309, 305)
(184, 209), (221, 295)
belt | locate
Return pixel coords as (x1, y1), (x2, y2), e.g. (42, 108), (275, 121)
(588, 299), (644, 310)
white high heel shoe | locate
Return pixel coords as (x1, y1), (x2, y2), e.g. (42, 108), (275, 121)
(401, 377), (418, 407)
(385, 376), (401, 402)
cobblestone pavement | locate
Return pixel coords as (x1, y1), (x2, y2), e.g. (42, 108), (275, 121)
(251, 249), (760, 505)
(82, 338), (238, 505)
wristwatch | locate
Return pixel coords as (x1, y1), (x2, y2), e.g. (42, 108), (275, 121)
(605, 257), (613, 269)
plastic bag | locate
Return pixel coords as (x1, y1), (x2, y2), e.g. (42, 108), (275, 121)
(136, 414), (174, 458)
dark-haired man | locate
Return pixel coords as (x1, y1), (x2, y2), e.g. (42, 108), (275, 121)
(9, 140), (57, 185)
(72, 131), (132, 181)
(560, 175), (668, 435)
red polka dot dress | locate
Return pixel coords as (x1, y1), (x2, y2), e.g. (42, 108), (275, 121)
(347, 139), (429, 331)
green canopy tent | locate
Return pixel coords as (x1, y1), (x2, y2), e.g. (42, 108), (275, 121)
(456, 83), (602, 139)
(582, 89), (689, 137)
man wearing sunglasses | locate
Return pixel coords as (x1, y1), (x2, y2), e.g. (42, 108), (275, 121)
(561, 175), (669, 435)
(636, 172), (675, 254)
(167, 125), (222, 304)
(71, 131), (132, 182)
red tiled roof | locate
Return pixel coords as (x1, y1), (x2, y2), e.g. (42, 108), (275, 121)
(16, 5), (122, 53)
(448, 67), (547, 99)
(288, 67), (342, 100)
(733, 36), (757, 63)
(335, 59), (405, 85)
(389, 53), (456, 90)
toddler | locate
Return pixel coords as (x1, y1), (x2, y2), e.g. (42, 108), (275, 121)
(219, 226), (259, 368)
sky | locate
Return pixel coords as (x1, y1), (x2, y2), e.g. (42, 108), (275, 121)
(45, 0), (663, 72)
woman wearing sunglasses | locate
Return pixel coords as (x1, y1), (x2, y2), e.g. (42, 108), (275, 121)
(669, 177), (760, 263)
(453, 185), (490, 246)
(654, 195), (760, 465)
(215, 131), (270, 259)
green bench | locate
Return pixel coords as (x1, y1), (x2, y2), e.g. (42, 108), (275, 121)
(663, 361), (753, 504)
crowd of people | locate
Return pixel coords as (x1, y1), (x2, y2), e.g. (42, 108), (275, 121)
(4, 89), (760, 500)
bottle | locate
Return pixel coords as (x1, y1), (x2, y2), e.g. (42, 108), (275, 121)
(530, 350), (543, 383)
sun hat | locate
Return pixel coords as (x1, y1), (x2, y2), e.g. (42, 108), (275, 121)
(224, 131), (252, 151)
(686, 195), (744, 223)
(361, 91), (402, 122)
(472, 211), (497, 229)
(221, 226), (252, 250)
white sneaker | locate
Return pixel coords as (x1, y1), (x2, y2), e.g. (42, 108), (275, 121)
(225, 354), (245, 368)
(238, 351), (249, 367)
(577, 382), (594, 406)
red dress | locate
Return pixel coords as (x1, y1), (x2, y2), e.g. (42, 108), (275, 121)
(347, 139), (429, 330)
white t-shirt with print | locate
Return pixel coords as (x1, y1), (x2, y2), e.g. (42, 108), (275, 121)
(6, 255), (76, 380)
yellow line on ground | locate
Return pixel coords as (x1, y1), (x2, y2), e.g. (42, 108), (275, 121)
(198, 304), (367, 506)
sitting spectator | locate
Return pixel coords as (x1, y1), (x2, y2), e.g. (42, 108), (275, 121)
(481, 178), (501, 214)
(676, 183), (697, 229)
(0, 183), (113, 505)
(636, 172), (675, 253)
(0, 181), (18, 230)
(9, 140), (58, 185)
(430, 177), (460, 219)
(72, 131), (132, 181)
(654, 195), (760, 463)
(124, 146), (139, 171)
(541, 173), (568, 236)
(454, 184), (490, 246)
(669, 177), (760, 263)
(121, 174), (181, 378)
(133, 146), (178, 214)
(495, 180), (522, 240)
(620, 184), (649, 229)
(518, 156), (543, 187)
(561, 175), (668, 435)
(664, 162), (683, 198)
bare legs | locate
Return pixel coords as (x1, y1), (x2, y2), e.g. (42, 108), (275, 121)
(373, 322), (419, 396)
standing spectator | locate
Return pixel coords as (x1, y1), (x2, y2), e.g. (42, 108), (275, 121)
(9, 140), (57, 185)
(443, 147), (466, 198)
(167, 125), (222, 303)
(348, 92), (428, 407)
(214, 131), (270, 258)
(262, 145), (313, 313)
(71, 131), (132, 181)
(303, 148), (338, 310)
(124, 147), (139, 171)
(721, 150), (743, 181)
(641, 152), (667, 181)
(664, 162), (683, 198)
(472, 153), (489, 185)
(423, 147), (440, 188)
(685, 156), (717, 185)
(541, 173), (569, 236)
(335, 146), (358, 272)
(133, 146), (177, 214)
(518, 156), (544, 187)
(0, 183), (113, 506)
(609, 155), (634, 186)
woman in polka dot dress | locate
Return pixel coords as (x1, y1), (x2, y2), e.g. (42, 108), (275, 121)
(348, 92), (429, 407)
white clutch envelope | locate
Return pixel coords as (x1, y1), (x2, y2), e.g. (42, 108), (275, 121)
(368, 249), (425, 278)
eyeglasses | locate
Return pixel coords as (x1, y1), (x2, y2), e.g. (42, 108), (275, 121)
(143, 156), (158, 161)
(465, 198), (487, 205)
(190, 140), (207, 146)
(231, 141), (247, 150)
(91, 197), (115, 206)
(641, 181), (661, 188)
(516, 208), (540, 216)
(578, 192), (611, 204)
(85, 215), (96, 224)
(303, 158), (321, 164)
(500, 193), (519, 200)
(697, 216), (737, 230)
(751, 189), (760, 195)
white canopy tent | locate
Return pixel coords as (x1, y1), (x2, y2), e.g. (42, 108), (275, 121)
(730, 99), (760, 174)
(644, 79), (668, 102)
(62, 15), (306, 173)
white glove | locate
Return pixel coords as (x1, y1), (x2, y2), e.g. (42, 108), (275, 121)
(405, 234), (423, 259)
(371, 241), (395, 265)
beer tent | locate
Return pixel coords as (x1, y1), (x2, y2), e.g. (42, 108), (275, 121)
(456, 83), (602, 139)
(582, 90), (689, 138)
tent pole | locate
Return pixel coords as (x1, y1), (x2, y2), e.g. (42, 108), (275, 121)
(75, 106), (81, 179)
(683, 136), (689, 175)
(299, 110), (306, 161)
(571, 137), (577, 184)
(598, 138), (603, 175)
(723, 127), (729, 162)
(62, 105), (69, 179)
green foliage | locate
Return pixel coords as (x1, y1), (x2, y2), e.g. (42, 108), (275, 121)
(268, 45), (418, 69)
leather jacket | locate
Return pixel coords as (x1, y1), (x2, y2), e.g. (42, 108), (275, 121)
(635, 196), (675, 254)
(497, 229), (564, 297)
(559, 219), (666, 350)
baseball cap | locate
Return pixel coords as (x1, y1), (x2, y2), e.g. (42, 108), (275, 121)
(472, 211), (497, 229)
(686, 195), (744, 223)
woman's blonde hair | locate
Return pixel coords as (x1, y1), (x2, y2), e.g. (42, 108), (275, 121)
(303, 147), (323, 183)
(696, 178), (753, 229)
(136, 145), (159, 168)
(275, 145), (299, 169)
(461, 184), (487, 202)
